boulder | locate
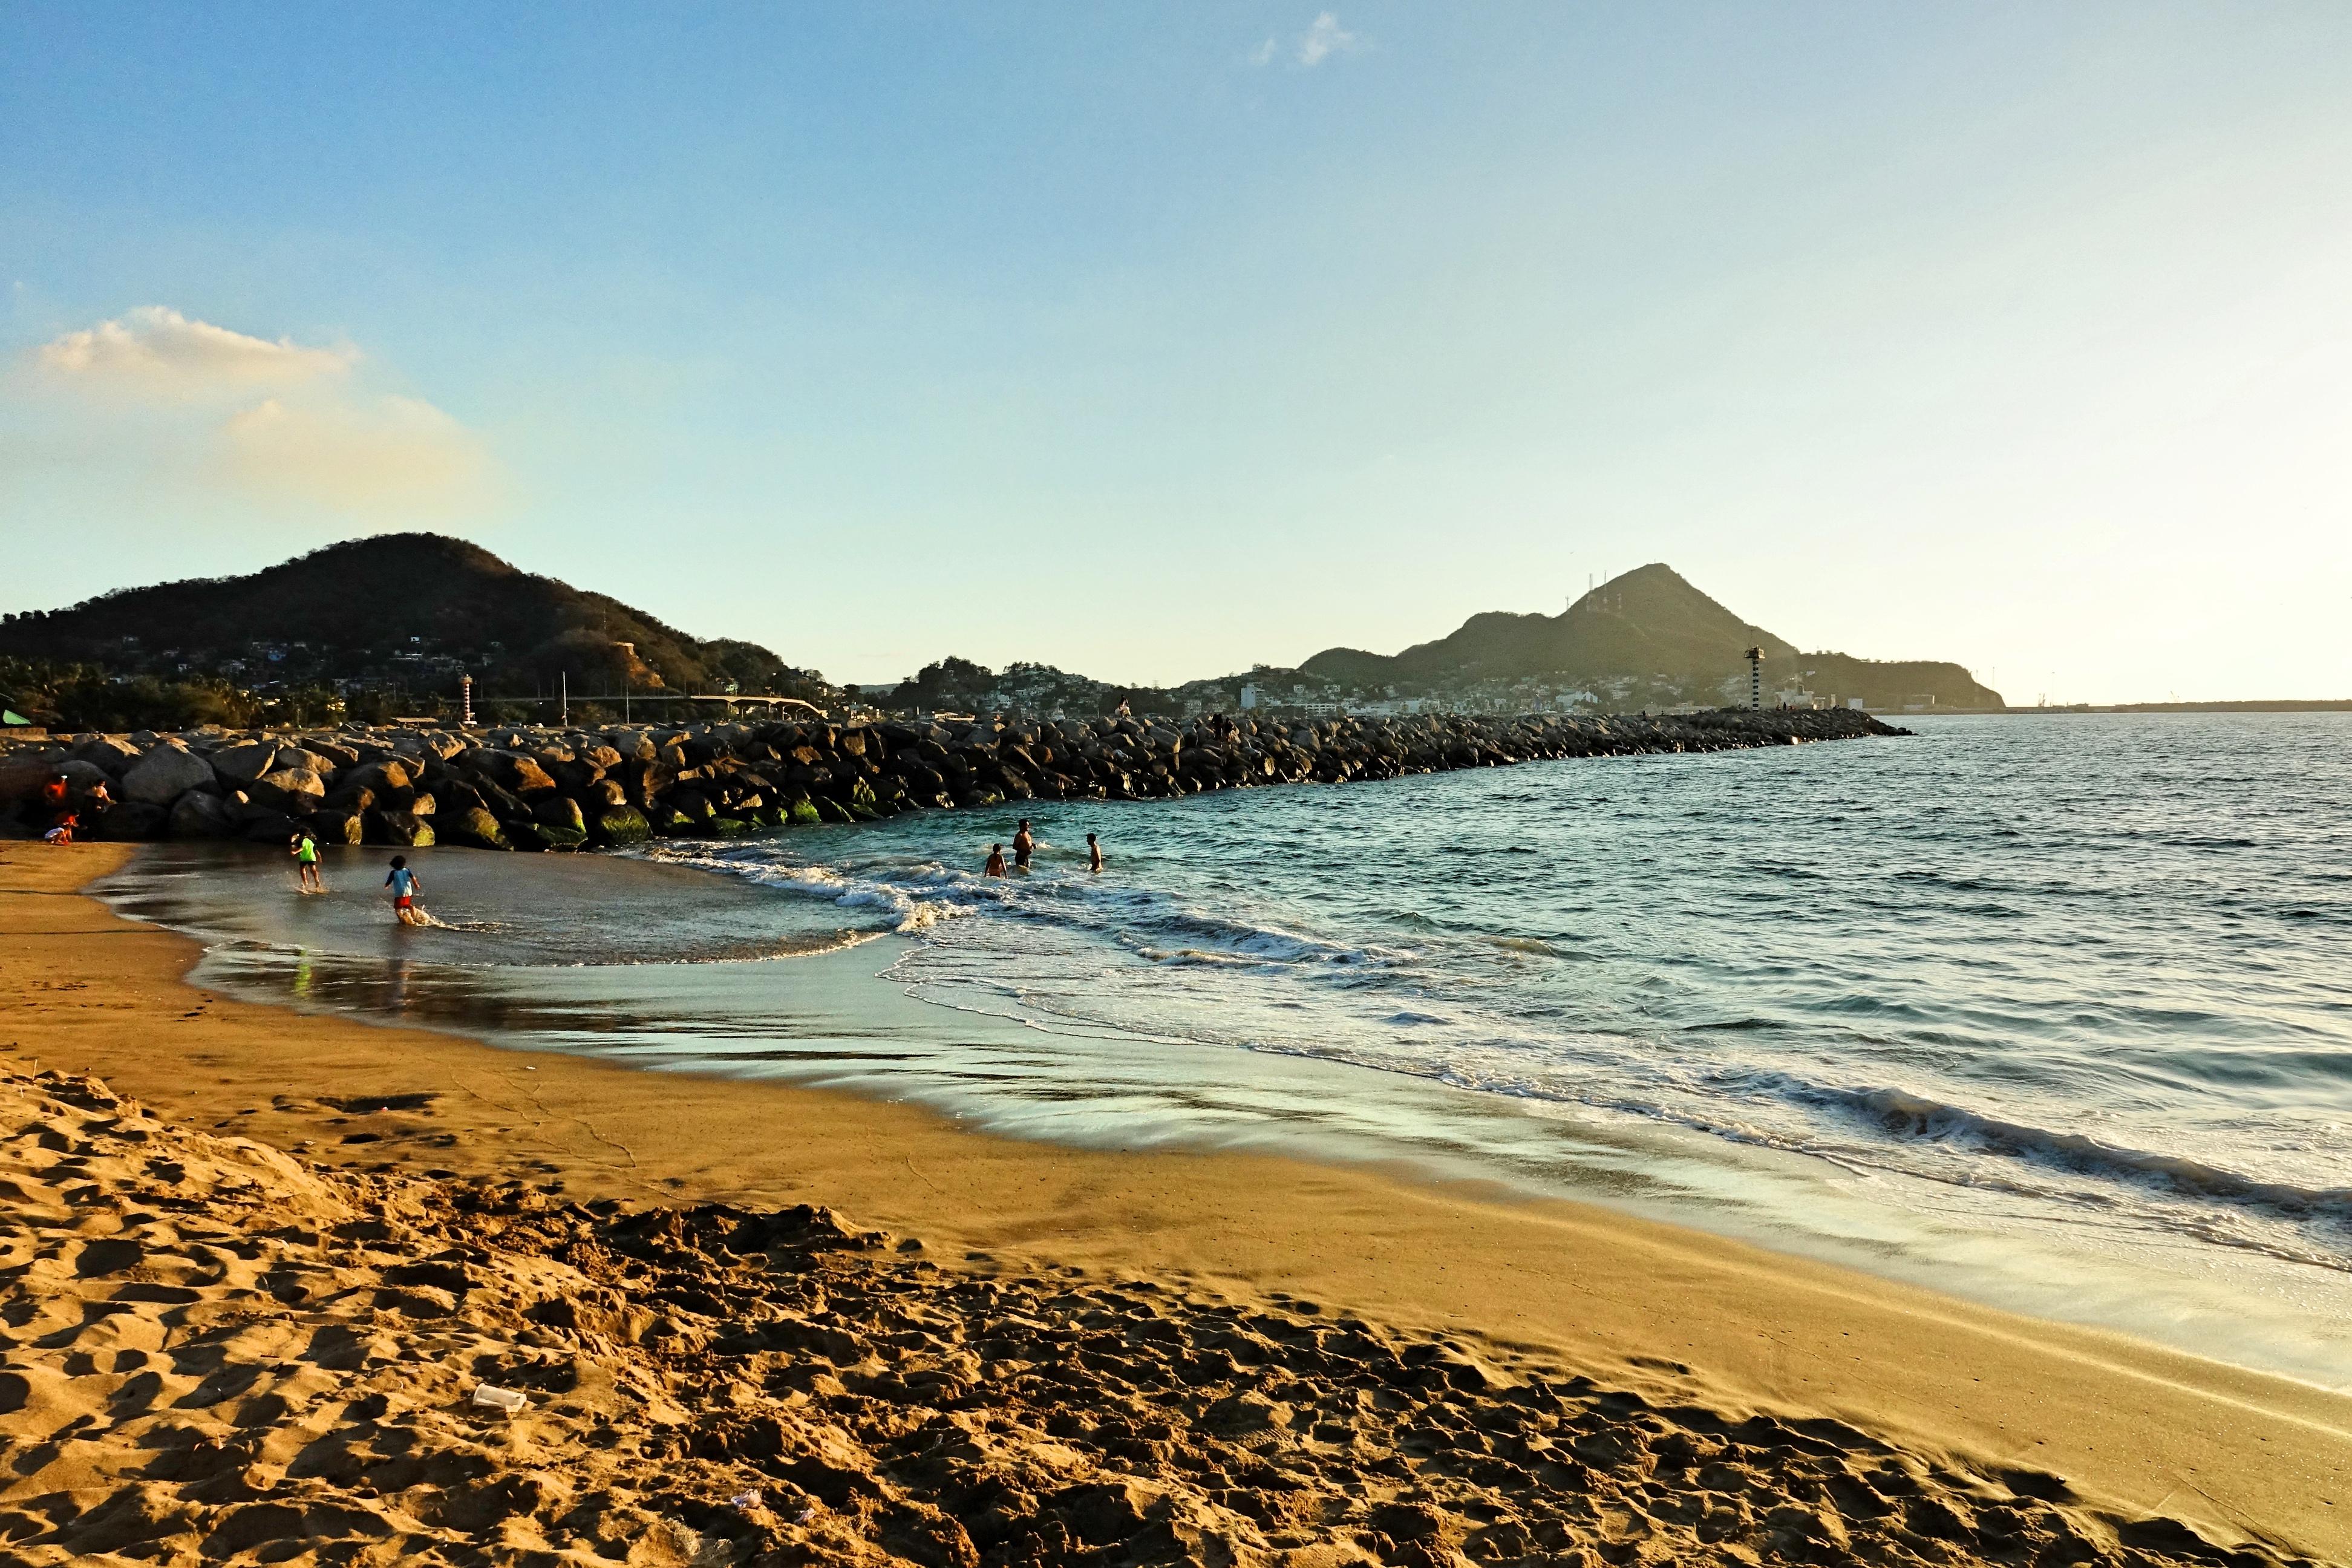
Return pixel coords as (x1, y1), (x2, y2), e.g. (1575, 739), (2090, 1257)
(439, 806), (511, 851)
(0, 757), (60, 811)
(54, 760), (112, 798)
(212, 740), (282, 782)
(71, 736), (142, 776)
(519, 820), (587, 851)
(159, 792), (233, 839)
(123, 745), (220, 806)
(305, 810), (366, 846)
(588, 806), (650, 847)
(351, 757), (416, 794)
(247, 766), (327, 814)
(272, 746), (337, 777)
(478, 751), (557, 796)
(366, 809), (435, 848)
(238, 808), (301, 844)
(95, 801), (169, 841)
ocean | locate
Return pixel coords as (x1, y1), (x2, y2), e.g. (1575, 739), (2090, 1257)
(96, 712), (2352, 1388)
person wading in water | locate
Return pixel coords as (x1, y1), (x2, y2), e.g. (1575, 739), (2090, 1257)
(1013, 818), (1034, 871)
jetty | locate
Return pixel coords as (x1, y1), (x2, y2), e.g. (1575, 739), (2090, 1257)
(1, 707), (1904, 850)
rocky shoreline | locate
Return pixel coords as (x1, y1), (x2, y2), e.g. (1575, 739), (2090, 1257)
(0, 708), (1904, 852)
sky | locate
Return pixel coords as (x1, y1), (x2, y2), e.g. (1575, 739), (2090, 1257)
(5, 4), (2350, 704)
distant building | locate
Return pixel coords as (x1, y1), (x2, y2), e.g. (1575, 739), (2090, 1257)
(1239, 685), (1258, 711)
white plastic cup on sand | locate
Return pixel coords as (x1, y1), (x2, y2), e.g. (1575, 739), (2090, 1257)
(471, 1383), (528, 1414)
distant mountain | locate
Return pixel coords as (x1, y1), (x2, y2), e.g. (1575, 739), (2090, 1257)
(0, 534), (827, 704)
(1300, 564), (2001, 710)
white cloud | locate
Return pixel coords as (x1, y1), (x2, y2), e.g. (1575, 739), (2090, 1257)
(36, 305), (353, 399)
(1251, 36), (1278, 67)
(1297, 12), (1357, 67)
(13, 305), (494, 519)
(219, 393), (489, 514)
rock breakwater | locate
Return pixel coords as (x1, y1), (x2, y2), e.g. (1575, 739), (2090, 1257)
(0, 708), (1903, 852)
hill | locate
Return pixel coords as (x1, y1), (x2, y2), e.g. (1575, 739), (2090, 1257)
(0, 534), (828, 720)
(1300, 564), (2001, 710)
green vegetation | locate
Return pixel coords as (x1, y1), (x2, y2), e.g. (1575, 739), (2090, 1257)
(0, 534), (835, 720)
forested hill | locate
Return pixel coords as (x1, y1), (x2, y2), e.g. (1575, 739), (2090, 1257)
(1302, 564), (2002, 710)
(0, 534), (823, 699)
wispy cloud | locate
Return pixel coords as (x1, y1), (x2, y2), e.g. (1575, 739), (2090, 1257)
(1250, 36), (1278, 67)
(36, 305), (353, 399)
(219, 393), (490, 515)
(1297, 11), (1358, 67)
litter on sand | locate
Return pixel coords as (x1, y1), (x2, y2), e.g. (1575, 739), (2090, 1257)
(471, 1383), (529, 1414)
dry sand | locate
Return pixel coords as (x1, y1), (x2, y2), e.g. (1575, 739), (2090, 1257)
(2, 841), (2346, 1566)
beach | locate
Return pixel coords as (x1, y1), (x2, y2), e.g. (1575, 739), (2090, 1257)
(4, 838), (2347, 1566)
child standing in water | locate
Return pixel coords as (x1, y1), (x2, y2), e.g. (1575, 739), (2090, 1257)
(384, 855), (423, 924)
(984, 843), (1007, 877)
(1086, 832), (1103, 874)
(290, 829), (323, 893)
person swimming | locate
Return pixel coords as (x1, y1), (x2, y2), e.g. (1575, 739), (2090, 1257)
(1013, 818), (1034, 870)
(984, 843), (1007, 877)
(384, 855), (423, 924)
(1086, 831), (1103, 874)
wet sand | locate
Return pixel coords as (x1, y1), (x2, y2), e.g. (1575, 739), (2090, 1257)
(4, 841), (2347, 1565)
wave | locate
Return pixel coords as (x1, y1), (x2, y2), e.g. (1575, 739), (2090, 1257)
(645, 846), (964, 936)
(1808, 1082), (2352, 1232)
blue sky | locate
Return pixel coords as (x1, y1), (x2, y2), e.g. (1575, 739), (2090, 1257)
(6, 3), (2350, 702)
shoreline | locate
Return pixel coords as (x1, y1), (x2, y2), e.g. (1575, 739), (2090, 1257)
(5, 840), (2348, 1562)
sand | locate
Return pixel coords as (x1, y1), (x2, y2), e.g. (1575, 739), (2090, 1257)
(2, 841), (2347, 1567)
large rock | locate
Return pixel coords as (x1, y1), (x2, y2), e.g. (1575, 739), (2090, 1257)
(518, 820), (587, 851)
(533, 796), (586, 834)
(53, 760), (112, 798)
(238, 808), (301, 844)
(438, 806), (511, 851)
(350, 757), (416, 794)
(211, 740), (282, 782)
(365, 809), (435, 848)
(95, 801), (169, 841)
(272, 746), (337, 777)
(305, 809), (365, 846)
(247, 766), (327, 814)
(71, 736), (142, 776)
(123, 745), (219, 805)
(168, 791), (241, 839)
(589, 806), (650, 847)
(477, 751), (557, 797)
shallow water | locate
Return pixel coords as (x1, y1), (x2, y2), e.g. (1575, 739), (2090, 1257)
(96, 713), (2352, 1388)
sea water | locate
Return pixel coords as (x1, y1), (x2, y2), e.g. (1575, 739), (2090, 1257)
(96, 713), (2352, 1387)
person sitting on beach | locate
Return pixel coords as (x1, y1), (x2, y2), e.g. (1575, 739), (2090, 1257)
(984, 843), (1007, 877)
(384, 855), (423, 925)
(1013, 818), (1034, 871)
(1086, 831), (1103, 874)
(41, 812), (76, 846)
(291, 829), (322, 893)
